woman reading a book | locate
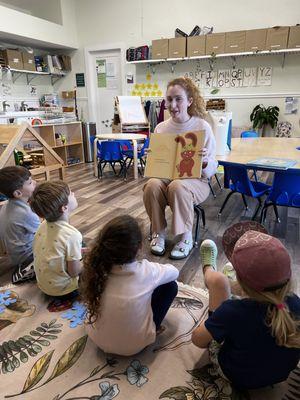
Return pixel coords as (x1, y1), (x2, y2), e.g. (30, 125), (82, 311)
(143, 77), (217, 259)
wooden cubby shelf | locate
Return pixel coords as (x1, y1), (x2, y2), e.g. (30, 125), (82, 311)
(33, 121), (84, 167)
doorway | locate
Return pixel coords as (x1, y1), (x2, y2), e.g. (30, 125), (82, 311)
(85, 44), (125, 134)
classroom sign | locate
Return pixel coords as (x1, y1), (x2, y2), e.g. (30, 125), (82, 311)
(185, 66), (272, 89)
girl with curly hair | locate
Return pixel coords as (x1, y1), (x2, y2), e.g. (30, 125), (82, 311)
(80, 215), (178, 356)
(143, 76), (217, 260)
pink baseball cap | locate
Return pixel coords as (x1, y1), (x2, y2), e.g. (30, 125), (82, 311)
(232, 230), (291, 291)
(222, 221), (268, 262)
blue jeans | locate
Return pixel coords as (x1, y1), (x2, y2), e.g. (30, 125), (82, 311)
(151, 281), (178, 328)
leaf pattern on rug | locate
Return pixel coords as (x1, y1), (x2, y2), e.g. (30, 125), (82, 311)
(45, 335), (88, 383)
(154, 290), (207, 353)
(281, 366), (300, 400)
(5, 335), (88, 398)
(0, 319), (62, 374)
(159, 365), (249, 400)
(0, 290), (35, 331)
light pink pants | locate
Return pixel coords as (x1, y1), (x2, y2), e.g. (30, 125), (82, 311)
(143, 178), (210, 236)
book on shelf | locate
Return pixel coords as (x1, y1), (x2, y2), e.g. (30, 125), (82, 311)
(144, 131), (205, 180)
(246, 157), (298, 170)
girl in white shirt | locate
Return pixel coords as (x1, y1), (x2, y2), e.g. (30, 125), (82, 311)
(80, 215), (179, 356)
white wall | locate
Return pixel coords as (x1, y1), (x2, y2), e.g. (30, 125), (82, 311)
(0, 0), (78, 49)
(75, 0), (300, 46)
(0, 0), (63, 25)
(72, 0), (300, 135)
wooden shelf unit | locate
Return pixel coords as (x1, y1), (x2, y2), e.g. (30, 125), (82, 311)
(0, 123), (64, 181)
(33, 121), (84, 167)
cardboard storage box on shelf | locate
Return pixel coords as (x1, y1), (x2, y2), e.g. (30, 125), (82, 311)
(288, 25), (300, 48)
(62, 90), (75, 99)
(187, 36), (206, 57)
(3, 49), (23, 69)
(205, 33), (225, 55)
(225, 31), (246, 53)
(152, 39), (169, 59)
(168, 37), (186, 58)
(245, 29), (267, 51)
(21, 52), (36, 71)
(60, 55), (72, 71)
(266, 26), (290, 50)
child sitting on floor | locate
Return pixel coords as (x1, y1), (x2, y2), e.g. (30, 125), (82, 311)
(80, 214), (179, 356)
(0, 166), (40, 283)
(30, 181), (82, 304)
(192, 225), (300, 390)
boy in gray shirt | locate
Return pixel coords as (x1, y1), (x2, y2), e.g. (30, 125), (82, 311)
(0, 166), (40, 283)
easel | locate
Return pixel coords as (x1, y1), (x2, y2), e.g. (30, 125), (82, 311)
(114, 96), (150, 135)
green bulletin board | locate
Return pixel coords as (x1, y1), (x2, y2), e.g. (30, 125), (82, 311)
(96, 59), (106, 88)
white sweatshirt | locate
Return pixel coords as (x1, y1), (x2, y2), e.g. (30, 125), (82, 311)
(85, 259), (179, 356)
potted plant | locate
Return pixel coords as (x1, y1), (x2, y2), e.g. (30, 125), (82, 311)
(250, 104), (279, 137)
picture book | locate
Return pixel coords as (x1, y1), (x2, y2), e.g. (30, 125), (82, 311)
(144, 131), (205, 180)
(246, 157), (298, 170)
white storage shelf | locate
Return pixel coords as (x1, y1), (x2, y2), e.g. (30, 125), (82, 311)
(5, 68), (67, 84)
(126, 48), (300, 65)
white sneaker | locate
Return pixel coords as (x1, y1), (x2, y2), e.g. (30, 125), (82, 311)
(150, 233), (166, 256)
(222, 262), (236, 281)
(200, 240), (218, 272)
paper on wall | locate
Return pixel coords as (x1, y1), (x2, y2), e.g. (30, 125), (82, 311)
(217, 70), (231, 88)
(230, 69), (243, 87)
(243, 67), (257, 87)
(284, 97), (298, 114)
(257, 66), (272, 86)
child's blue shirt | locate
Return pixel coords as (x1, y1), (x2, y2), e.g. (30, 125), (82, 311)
(0, 199), (40, 265)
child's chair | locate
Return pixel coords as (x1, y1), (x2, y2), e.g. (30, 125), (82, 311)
(123, 137), (150, 176)
(260, 169), (300, 223)
(240, 131), (259, 138)
(218, 162), (271, 220)
(97, 141), (126, 179)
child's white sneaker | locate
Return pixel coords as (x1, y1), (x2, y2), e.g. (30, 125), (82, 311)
(222, 262), (237, 281)
(200, 239), (218, 272)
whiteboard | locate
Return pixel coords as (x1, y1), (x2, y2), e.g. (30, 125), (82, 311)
(117, 96), (148, 124)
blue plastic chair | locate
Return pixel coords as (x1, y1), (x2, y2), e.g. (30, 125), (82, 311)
(123, 137), (150, 176)
(97, 141), (126, 179)
(241, 130), (259, 138)
(218, 162), (271, 220)
(260, 169), (300, 223)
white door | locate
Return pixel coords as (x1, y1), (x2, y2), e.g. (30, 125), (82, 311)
(90, 50), (122, 133)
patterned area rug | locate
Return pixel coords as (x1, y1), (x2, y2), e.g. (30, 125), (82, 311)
(0, 282), (299, 400)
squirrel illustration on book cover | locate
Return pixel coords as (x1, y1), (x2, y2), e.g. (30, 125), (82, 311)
(175, 132), (197, 177)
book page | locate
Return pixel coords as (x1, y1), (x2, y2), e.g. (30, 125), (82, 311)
(144, 133), (178, 179)
(173, 131), (205, 179)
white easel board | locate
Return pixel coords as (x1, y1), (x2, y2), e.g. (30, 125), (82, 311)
(117, 96), (148, 125)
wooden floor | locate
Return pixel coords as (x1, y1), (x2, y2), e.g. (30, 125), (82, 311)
(66, 164), (300, 295)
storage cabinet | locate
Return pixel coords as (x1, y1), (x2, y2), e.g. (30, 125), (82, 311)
(33, 122), (84, 167)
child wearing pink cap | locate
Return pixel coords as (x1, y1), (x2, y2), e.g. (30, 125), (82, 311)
(192, 222), (300, 390)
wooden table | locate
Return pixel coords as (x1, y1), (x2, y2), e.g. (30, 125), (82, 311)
(218, 137), (300, 170)
(94, 133), (147, 179)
